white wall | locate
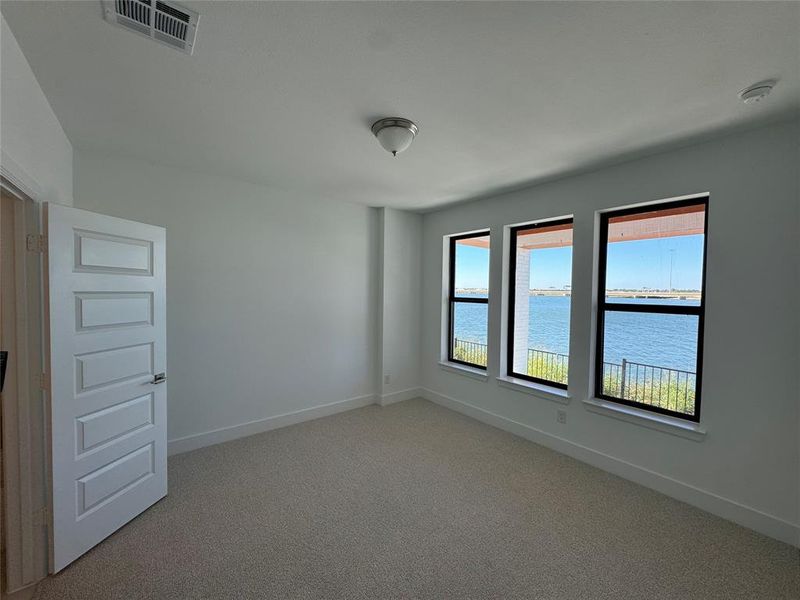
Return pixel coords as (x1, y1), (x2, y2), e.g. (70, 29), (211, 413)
(0, 14), (72, 205)
(419, 119), (800, 545)
(377, 208), (422, 404)
(74, 152), (379, 450)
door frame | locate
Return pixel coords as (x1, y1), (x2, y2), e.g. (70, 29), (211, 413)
(0, 173), (49, 594)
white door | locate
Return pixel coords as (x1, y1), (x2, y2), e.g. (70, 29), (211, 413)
(45, 203), (167, 572)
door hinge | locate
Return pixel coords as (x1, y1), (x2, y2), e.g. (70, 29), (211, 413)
(35, 506), (49, 527)
(26, 234), (47, 253)
(36, 372), (49, 391)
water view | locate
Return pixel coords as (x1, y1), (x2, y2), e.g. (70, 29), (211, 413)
(453, 294), (699, 373)
(452, 292), (700, 415)
(451, 203), (706, 416)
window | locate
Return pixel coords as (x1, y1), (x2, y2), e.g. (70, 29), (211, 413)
(448, 232), (490, 369)
(507, 219), (573, 388)
(595, 197), (708, 421)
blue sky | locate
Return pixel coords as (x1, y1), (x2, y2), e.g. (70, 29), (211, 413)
(530, 247), (573, 289)
(454, 234), (704, 290)
(454, 245), (490, 288)
(606, 235), (704, 290)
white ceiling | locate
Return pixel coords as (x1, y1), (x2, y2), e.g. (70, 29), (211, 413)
(2, 1), (798, 210)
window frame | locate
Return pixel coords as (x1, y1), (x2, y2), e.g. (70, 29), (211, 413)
(447, 231), (490, 370)
(594, 196), (709, 422)
(506, 218), (574, 390)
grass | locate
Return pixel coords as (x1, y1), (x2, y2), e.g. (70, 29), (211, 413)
(601, 374), (696, 415)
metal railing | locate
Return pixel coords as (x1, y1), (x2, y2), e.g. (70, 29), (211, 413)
(452, 339), (488, 367)
(601, 359), (696, 415)
(526, 349), (569, 384)
(453, 339), (696, 414)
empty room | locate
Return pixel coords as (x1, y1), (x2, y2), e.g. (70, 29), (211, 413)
(0, 1), (798, 598)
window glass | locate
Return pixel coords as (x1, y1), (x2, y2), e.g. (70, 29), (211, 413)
(508, 220), (572, 387)
(448, 232), (490, 369)
(600, 312), (699, 417)
(596, 199), (707, 421)
(605, 205), (705, 303)
(452, 303), (488, 367)
(454, 236), (490, 295)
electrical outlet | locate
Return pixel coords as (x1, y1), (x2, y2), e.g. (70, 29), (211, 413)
(384, 374), (391, 385)
(556, 409), (567, 424)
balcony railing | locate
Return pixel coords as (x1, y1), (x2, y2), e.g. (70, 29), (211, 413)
(452, 338), (488, 367)
(526, 348), (569, 385)
(453, 339), (696, 414)
(601, 359), (696, 415)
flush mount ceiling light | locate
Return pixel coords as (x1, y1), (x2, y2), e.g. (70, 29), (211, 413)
(371, 118), (419, 156)
(738, 80), (777, 104)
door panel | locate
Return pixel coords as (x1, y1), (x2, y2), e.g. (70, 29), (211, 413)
(76, 393), (154, 454)
(75, 292), (153, 331)
(74, 229), (153, 274)
(75, 343), (154, 392)
(46, 203), (166, 572)
(77, 443), (154, 516)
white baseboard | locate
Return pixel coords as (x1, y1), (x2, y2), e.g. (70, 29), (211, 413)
(168, 394), (377, 456)
(378, 387), (422, 407)
(420, 387), (800, 548)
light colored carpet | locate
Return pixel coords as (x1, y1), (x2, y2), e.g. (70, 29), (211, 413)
(35, 398), (798, 599)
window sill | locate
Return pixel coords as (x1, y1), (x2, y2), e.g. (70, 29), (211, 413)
(496, 376), (570, 404)
(582, 397), (706, 441)
(438, 361), (488, 381)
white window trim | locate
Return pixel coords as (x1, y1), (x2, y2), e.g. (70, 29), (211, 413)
(438, 360), (488, 381)
(583, 397), (706, 441)
(496, 375), (570, 404)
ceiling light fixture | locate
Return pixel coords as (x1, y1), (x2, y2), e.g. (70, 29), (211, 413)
(371, 117), (419, 156)
(738, 80), (777, 104)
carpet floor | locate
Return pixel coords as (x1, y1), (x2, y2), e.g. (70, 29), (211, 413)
(34, 398), (798, 599)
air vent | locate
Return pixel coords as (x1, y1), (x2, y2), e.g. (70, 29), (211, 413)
(102, 0), (199, 54)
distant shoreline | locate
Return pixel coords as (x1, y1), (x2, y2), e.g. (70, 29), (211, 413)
(455, 288), (701, 300)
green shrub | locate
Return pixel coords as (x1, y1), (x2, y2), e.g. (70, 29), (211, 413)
(526, 355), (568, 385)
(601, 373), (695, 415)
(453, 340), (488, 367)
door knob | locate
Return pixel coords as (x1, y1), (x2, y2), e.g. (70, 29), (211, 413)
(152, 372), (167, 385)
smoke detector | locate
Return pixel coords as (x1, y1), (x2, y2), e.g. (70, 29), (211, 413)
(738, 80), (777, 105)
(102, 0), (200, 54)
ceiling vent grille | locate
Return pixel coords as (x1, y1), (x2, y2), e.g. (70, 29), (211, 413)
(102, 0), (199, 54)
